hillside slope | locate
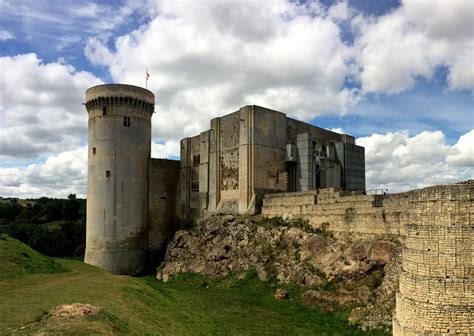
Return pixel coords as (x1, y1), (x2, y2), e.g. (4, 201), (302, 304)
(0, 253), (388, 335)
(0, 234), (68, 279)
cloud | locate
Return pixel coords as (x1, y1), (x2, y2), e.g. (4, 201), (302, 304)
(0, 30), (13, 41)
(0, 53), (101, 162)
(0, 0), (149, 55)
(151, 140), (180, 159)
(446, 130), (474, 167)
(85, 0), (360, 143)
(0, 147), (87, 198)
(353, 0), (474, 93)
(357, 129), (474, 192)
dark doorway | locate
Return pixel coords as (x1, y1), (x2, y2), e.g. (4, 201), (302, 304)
(286, 162), (297, 192)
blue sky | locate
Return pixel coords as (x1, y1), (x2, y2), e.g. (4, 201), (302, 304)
(0, 0), (473, 197)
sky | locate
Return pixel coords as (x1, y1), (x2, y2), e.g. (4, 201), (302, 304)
(0, 0), (473, 198)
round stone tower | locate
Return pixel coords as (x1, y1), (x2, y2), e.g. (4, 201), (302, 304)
(84, 84), (154, 275)
(393, 183), (474, 335)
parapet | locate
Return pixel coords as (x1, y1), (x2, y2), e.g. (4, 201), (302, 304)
(85, 84), (154, 114)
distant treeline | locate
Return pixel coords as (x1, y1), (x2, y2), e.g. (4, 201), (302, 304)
(0, 195), (86, 258)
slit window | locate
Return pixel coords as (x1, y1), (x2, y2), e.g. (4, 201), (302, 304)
(124, 116), (131, 127)
(102, 106), (107, 116)
(92, 147), (96, 154)
(105, 170), (111, 178)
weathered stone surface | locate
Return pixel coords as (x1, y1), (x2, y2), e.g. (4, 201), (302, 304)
(157, 214), (401, 330)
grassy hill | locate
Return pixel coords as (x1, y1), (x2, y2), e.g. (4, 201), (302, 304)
(0, 237), (389, 335)
(0, 234), (68, 279)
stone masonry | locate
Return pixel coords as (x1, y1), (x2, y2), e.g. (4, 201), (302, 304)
(262, 181), (474, 335)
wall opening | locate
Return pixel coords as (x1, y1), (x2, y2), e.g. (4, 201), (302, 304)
(102, 106), (107, 116)
(105, 170), (111, 178)
(123, 116), (131, 127)
(92, 147), (96, 154)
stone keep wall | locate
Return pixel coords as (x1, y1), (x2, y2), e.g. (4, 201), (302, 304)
(262, 181), (473, 335)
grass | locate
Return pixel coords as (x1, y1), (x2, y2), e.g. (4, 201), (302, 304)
(0, 234), (68, 279)
(0, 236), (390, 335)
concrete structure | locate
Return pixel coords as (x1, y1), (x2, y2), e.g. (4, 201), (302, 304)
(179, 105), (365, 219)
(261, 181), (474, 335)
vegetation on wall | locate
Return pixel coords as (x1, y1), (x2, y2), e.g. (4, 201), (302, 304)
(0, 195), (86, 258)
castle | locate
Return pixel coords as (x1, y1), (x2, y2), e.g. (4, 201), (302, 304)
(83, 84), (365, 275)
(84, 84), (473, 335)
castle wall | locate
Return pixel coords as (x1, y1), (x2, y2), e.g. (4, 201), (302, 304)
(148, 159), (180, 258)
(286, 117), (353, 145)
(179, 104), (365, 217)
(262, 182), (474, 335)
(239, 106), (287, 213)
(393, 183), (473, 335)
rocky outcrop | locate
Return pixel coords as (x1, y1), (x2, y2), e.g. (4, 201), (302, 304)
(157, 214), (401, 330)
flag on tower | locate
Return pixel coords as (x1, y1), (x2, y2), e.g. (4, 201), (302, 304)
(146, 69), (150, 88)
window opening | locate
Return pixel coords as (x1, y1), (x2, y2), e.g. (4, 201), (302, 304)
(92, 147), (96, 154)
(105, 170), (111, 178)
(102, 106), (107, 115)
(123, 116), (131, 127)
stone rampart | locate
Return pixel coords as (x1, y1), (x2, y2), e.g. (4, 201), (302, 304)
(262, 181), (474, 335)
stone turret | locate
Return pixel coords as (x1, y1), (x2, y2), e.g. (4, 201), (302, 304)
(84, 84), (154, 275)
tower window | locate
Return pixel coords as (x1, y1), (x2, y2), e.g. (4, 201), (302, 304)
(124, 116), (131, 127)
(105, 170), (111, 178)
(92, 147), (96, 154)
(102, 106), (107, 116)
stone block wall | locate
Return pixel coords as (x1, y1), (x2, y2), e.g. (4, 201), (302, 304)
(393, 182), (473, 335)
(262, 181), (474, 335)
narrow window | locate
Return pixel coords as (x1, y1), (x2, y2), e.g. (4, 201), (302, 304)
(123, 116), (130, 127)
(102, 106), (107, 116)
(105, 170), (111, 178)
(92, 147), (96, 154)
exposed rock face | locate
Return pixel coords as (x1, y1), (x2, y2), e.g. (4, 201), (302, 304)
(157, 214), (401, 330)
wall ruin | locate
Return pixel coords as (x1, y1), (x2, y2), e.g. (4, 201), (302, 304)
(262, 181), (474, 335)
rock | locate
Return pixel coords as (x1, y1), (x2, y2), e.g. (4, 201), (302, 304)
(51, 303), (100, 319)
(256, 267), (268, 281)
(302, 290), (321, 301)
(157, 214), (401, 331)
(357, 285), (371, 304)
(274, 289), (288, 300)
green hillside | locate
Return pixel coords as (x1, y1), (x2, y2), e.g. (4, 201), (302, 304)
(0, 239), (388, 335)
(0, 234), (68, 279)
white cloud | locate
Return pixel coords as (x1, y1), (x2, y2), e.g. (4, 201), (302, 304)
(85, 0), (360, 142)
(0, 53), (101, 161)
(151, 140), (180, 158)
(446, 130), (474, 167)
(0, 147), (87, 198)
(354, 0), (474, 93)
(0, 30), (13, 41)
(357, 130), (474, 192)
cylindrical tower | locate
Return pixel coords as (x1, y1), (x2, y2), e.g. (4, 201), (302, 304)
(393, 183), (474, 335)
(84, 84), (154, 275)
